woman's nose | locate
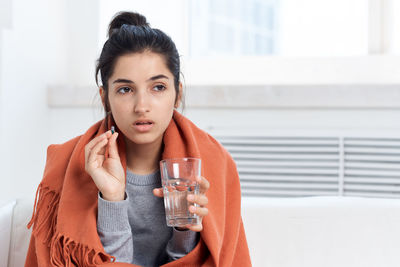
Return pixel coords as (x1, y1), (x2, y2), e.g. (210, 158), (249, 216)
(134, 91), (150, 114)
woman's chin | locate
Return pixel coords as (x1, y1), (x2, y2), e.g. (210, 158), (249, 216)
(125, 134), (162, 147)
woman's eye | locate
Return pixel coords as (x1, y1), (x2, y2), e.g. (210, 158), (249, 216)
(118, 87), (131, 94)
(153, 85), (166, 91)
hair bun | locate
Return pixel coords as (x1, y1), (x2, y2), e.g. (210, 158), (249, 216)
(108, 11), (149, 37)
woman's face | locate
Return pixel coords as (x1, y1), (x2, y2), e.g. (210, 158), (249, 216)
(102, 51), (180, 148)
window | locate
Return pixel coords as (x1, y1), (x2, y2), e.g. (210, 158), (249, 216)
(189, 0), (278, 57)
(189, 0), (369, 58)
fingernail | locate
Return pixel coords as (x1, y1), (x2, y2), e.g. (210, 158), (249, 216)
(189, 206), (196, 212)
(187, 194), (194, 201)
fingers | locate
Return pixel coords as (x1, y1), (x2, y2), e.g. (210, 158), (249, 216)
(189, 205), (208, 217)
(187, 194), (208, 206)
(152, 188), (164, 198)
(197, 176), (210, 194)
(84, 131), (111, 163)
(87, 137), (108, 166)
(185, 204), (207, 232)
(186, 223), (203, 232)
(186, 177), (209, 232)
(107, 132), (120, 159)
(86, 131), (112, 153)
(85, 130), (120, 166)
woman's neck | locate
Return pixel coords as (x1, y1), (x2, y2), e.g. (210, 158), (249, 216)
(124, 136), (163, 175)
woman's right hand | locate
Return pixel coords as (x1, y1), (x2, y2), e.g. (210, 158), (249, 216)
(84, 130), (126, 201)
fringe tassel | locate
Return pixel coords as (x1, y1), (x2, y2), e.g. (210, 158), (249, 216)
(27, 182), (42, 229)
(50, 234), (115, 267)
(27, 183), (60, 244)
(27, 184), (115, 266)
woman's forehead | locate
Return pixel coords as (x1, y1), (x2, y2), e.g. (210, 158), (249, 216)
(111, 52), (173, 81)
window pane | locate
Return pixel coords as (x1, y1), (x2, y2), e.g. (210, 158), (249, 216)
(189, 0), (369, 58)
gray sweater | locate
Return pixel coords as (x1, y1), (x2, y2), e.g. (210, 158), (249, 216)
(97, 169), (199, 266)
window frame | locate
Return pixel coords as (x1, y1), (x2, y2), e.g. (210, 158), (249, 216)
(181, 0), (399, 86)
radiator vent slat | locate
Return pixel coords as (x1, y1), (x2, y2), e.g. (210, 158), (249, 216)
(241, 181), (338, 190)
(237, 161), (339, 167)
(344, 155), (400, 162)
(345, 177), (400, 184)
(345, 162), (400, 169)
(232, 153), (340, 161)
(225, 146), (339, 153)
(345, 169), (400, 176)
(241, 189), (338, 197)
(240, 174), (338, 182)
(238, 167), (338, 175)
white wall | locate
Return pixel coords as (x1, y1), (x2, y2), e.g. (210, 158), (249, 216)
(0, 0), (102, 201)
(98, 0), (188, 56)
(0, 0), (189, 201)
(278, 0), (368, 57)
(183, 108), (400, 137)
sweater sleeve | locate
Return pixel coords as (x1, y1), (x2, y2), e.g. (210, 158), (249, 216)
(97, 193), (133, 263)
(166, 227), (199, 261)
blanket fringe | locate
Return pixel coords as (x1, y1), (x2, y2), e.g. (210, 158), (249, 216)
(27, 183), (60, 244)
(50, 234), (115, 267)
(27, 184), (115, 266)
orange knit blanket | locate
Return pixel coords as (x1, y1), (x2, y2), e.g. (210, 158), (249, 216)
(25, 111), (251, 266)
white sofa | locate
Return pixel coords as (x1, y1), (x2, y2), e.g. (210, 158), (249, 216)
(1, 198), (32, 267)
(2, 196), (400, 267)
(242, 196), (400, 267)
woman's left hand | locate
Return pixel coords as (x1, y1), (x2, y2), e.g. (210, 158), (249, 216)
(153, 176), (210, 232)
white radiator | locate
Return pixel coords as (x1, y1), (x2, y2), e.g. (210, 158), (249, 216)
(215, 136), (400, 198)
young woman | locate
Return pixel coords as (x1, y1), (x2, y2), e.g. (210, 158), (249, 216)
(25, 11), (251, 267)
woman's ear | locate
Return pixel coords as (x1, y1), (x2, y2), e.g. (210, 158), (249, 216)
(99, 87), (106, 108)
(174, 83), (183, 108)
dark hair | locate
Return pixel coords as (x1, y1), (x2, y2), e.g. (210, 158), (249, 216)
(95, 11), (182, 128)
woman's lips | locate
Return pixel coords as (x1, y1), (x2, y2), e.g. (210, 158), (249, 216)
(133, 121), (154, 132)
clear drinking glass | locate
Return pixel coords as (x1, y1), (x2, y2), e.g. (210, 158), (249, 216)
(160, 158), (201, 227)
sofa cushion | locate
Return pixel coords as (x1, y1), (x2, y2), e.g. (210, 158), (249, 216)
(8, 197), (33, 267)
(242, 196), (400, 267)
(0, 200), (16, 267)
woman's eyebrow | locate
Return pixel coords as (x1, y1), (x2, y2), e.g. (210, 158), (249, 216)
(146, 74), (169, 82)
(112, 78), (134, 84)
(112, 75), (169, 85)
